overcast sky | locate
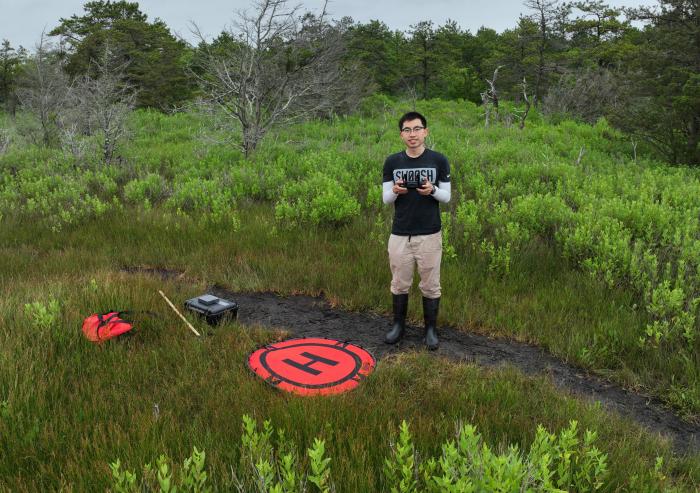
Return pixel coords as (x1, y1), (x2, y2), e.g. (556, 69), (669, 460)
(3, 0), (659, 50)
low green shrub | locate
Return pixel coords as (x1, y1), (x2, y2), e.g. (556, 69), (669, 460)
(107, 417), (685, 492)
(110, 415), (333, 493)
(110, 448), (210, 493)
(275, 173), (360, 227)
(124, 173), (169, 207)
(166, 177), (239, 226)
(23, 298), (61, 332)
(4, 170), (111, 231)
(3, 100), (700, 414)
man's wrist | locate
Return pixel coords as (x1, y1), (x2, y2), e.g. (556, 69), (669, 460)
(430, 185), (437, 195)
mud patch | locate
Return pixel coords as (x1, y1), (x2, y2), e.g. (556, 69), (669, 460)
(210, 287), (700, 456)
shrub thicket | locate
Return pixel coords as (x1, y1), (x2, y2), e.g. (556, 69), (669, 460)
(2, 98), (700, 411)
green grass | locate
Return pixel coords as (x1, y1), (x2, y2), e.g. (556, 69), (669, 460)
(1, 207), (699, 491)
(3, 99), (700, 490)
(9, 192), (689, 419)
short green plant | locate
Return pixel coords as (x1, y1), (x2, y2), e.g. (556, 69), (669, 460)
(110, 459), (138, 493)
(440, 212), (457, 260)
(157, 454), (176, 493)
(307, 438), (332, 493)
(166, 177), (239, 226)
(383, 420), (418, 493)
(627, 456), (679, 493)
(107, 416), (338, 493)
(23, 298), (61, 331)
(480, 239), (513, 275)
(109, 448), (211, 493)
(106, 417), (694, 492)
(181, 447), (210, 493)
(236, 414), (334, 493)
(124, 173), (169, 208)
(275, 172), (360, 227)
(385, 420), (609, 492)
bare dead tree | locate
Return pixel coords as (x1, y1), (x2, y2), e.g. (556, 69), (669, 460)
(403, 81), (419, 111)
(15, 31), (70, 146)
(77, 54), (134, 164)
(191, 0), (366, 157)
(519, 77), (533, 129)
(487, 66), (503, 111)
(56, 119), (87, 161)
(61, 45), (136, 164)
(481, 65), (504, 128)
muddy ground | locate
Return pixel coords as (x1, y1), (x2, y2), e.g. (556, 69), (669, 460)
(124, 267), (700, 455)
(211, 287), (700, 456)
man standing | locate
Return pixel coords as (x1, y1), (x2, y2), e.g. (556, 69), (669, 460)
(382, 111), (451, 350)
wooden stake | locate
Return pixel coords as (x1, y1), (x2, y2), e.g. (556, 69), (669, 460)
(158, 290), (201, 337)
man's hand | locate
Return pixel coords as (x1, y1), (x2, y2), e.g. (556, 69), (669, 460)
(417, 178), (434, 196)
(392, 179), (409, 195)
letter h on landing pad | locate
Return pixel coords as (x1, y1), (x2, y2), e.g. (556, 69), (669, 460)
(283, 351), (339, 375)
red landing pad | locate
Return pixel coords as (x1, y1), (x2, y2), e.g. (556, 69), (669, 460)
(247, 337), (376, 396)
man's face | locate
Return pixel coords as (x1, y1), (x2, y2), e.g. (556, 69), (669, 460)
(400, 118), (428, 151)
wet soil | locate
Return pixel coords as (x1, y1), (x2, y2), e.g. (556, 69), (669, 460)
(123, 266), (700, 455)
(212, 288), (700, 456)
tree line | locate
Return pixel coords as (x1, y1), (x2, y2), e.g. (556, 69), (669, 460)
(0, 0), (698, 164)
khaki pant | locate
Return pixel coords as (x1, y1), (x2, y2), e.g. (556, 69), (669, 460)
(388, 231), (442, 298)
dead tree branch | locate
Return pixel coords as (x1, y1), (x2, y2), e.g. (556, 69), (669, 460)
(519, 77), (533, 130)
(15, 31), (70, 147)
(61, 44), (136, 164)
(481, 65), (504, 128)
(190, 0), (366, 157)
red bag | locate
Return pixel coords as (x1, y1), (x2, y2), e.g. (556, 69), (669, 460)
(82, 311), (134, 342)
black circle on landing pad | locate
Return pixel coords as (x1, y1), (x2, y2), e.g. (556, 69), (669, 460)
(260, 343), (362, 389)
(247, 337), (376, 396)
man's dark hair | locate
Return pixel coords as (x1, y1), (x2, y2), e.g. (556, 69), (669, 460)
(398, 112), (427, 131)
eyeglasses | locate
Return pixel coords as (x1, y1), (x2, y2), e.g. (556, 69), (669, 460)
(400, 126), (425, 134)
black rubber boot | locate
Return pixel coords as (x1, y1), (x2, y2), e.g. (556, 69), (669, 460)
(423, 296), (440, 350)
(384, 293), (408, 344)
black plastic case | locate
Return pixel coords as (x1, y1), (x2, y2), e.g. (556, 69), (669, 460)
(184, 294), (239, 325)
